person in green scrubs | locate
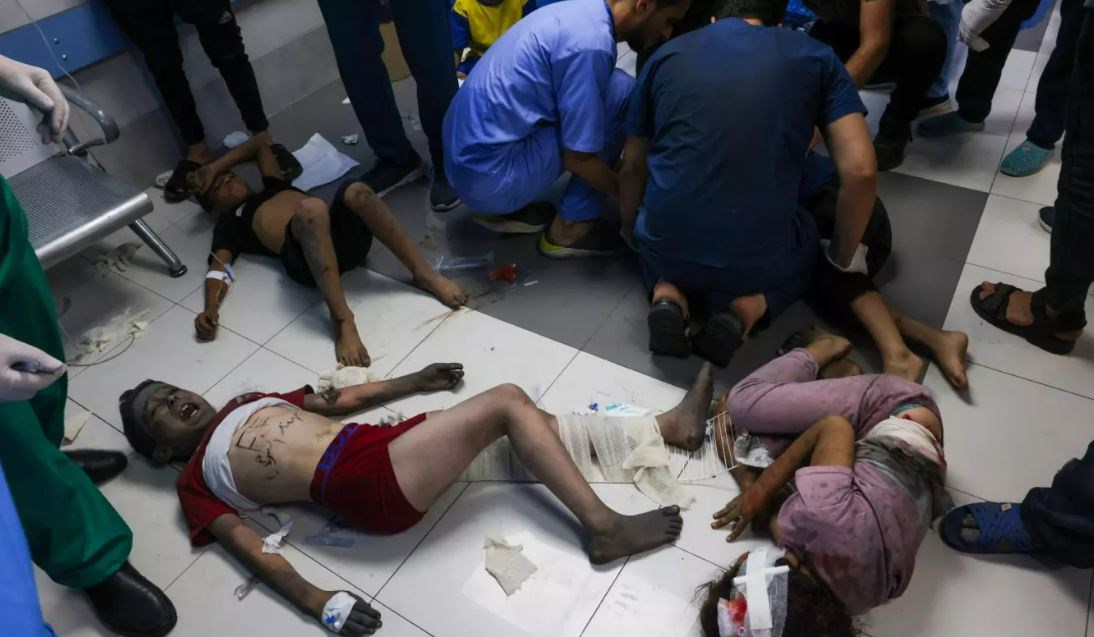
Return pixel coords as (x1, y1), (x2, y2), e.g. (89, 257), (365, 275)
(0, 54), (176, 637)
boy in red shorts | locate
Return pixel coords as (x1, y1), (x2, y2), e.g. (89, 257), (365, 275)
(118, 362), (714, 635)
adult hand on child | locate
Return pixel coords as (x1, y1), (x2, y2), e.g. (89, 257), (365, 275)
(0, 55), (69, 142)
(317, 591), (382, 635)
(195, 311), (219, 342)
(187, 164), (217, 195)
(712, 482), (770, 542)
(0, 333), (65, 402)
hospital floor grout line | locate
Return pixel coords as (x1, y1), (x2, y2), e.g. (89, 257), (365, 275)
(577, 555), (631, 637)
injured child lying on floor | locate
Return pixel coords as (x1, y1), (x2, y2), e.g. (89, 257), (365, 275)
(118, 363), (718, 635)
(698, 332), (950, 634)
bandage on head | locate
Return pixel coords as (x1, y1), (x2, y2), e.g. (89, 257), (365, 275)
(716, 548), (789, 637)
(706, 409), (739, 469)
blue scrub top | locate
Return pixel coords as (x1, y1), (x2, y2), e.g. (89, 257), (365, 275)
(444, 0), (617, 175)
(627, 19), (866, 270)
(0, 463), (55, 637)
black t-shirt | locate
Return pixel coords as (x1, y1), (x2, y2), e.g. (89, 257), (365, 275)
(209, 177), (303, 261)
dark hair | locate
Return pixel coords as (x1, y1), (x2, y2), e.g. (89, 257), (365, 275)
(712, 0), (788, 25)
(698, 558), (856, 637)
(119, 379), (160, 461)
(194, 188), (216, 213)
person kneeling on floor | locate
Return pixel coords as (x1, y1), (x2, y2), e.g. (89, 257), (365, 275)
(188, 137), (467, 367)
(703, 333), (949, 625)
(117, 363), (724, 635)
(620, 0), (874, 366)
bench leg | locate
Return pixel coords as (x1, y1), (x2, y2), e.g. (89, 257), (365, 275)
(128, 220), (187, 278)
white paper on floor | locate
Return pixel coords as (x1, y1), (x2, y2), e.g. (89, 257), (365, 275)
(462, 531), (601, 636)
(484, 536), (538, 596)
(76, 307), (150, 359)
(63, 408), (91, 444)
(317, 365), (377, 393)
(591, 575), (703, 636)
(93, 243), (142, 275)
(222, 130), (249, 148)
(291, 133), (359, 192)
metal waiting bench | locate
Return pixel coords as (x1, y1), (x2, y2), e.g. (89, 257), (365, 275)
(0, 86), (186, 277)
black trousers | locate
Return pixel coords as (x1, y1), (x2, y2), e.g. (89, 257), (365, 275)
(1038, 9), (1094, 317)
(805, 181), (894, 326)
(953, 0), (1042, 123)
(1021, 439), (1094, 568)
(1028, 0), (1085, 148)
(810, 15), (947, 125)
(103, 0), (268, 146)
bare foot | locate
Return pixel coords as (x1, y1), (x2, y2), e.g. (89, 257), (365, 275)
(932, 330), (970, 390)
(728, 294), (767, 337)
(658, 362), (714, 451)
(819, 358), (862, 379)
(883, 348), (926, 383)
(802, 331), (853, 367)
(414, 363), (464, 391)
(587, 507), (683, 564)
(334, 318), (370, 367)
(415, 271), (468, 308)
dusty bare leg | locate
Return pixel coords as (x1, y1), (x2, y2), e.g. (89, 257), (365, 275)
(850, 292), (925, 382)
(388, 385), (683, 564)
(654, 362), (713, 451)
(889, 306), (970, 390)
(291, 198), (369, 366)
(342, 182), (467, 307)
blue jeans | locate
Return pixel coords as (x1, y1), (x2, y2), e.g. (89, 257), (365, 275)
(928, 0), (962, 100)
(445, 68), (633, 222)
(1027, 0), (1085, 148)
(316, 0), (457, 171)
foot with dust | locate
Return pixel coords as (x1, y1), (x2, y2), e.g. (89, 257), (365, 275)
(586, 506), (683, 564)
(883, 348), (926, 384)
(801, 330), (853, 367)
(415, 270), (469, 308)
(657, 362), (714, 451)
(334, 317), (370, 367)
(931, 330), (970, 390)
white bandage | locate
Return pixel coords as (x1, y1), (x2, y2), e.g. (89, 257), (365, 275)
(719, 548), (789, 637)
(321, 591), (356, 633)
(959, 0), (1013, 51)
(206, 270), (233, 284)
(820, 239), (869, 275)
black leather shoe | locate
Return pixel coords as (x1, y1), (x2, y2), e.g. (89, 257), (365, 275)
(85, 563), (177, 637)
(64, 449), (128, 485)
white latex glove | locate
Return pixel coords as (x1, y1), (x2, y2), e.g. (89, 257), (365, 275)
(820, 239), (870, 275)
(0, 55), (69, 142)
(0, 333), (66, 402)
(959, 0), (1013, 53)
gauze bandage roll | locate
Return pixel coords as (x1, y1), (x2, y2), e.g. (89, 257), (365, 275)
(460, 414), (695, 509)
(820, 239), (869, 275)
(959, 0), (1012, 51)
(321, 591), (357, 633)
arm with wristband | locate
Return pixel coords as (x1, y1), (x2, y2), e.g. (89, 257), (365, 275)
(208, 514), (381, 635)
(195, 246), (235, 342)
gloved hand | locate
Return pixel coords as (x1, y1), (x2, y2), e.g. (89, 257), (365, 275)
(820, 238), (869, 275)
(959, 0), (1013, 53)
(0, 333), (66, 402)
(0, 55), (70, 142)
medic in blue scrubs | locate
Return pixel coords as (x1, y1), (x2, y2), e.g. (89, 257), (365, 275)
(443, 0), (691, 258)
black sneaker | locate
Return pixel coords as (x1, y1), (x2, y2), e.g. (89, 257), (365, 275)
(874, 119), (912, 172)
(361, 154), (424, 197)
(163, 159), (201, 203)
(538, 219), (625, 259)
(692, 312), (744, 367)
(473, 201), (556, 234)
(648, 299), (690, 357)
(1039, 206), (1054, 233)
(430, 173), (462, 212)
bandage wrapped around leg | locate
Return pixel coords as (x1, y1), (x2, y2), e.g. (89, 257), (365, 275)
(460, 415), (695, 509)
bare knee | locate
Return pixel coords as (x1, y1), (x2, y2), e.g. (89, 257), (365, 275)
(292, 198), (330, 235)
(344, 181), (379, 207)
(490, 383), (534, 408)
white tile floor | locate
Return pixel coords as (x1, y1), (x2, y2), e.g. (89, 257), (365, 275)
(32, 29), (1094, 637)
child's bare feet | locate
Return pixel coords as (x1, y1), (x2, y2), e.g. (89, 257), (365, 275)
(932, 330), (970, 390)
(334, 318), (370, 367)
(587, 507), (683, 564)
(658, 362), (714, 451)
(414, 363), (464, 391)
(883, 348), (926, 383)
(415, 271), (468, 308)
(802, 331), (853, 367)
(819, 358), (862, 379)
(728, 293), (767, 337)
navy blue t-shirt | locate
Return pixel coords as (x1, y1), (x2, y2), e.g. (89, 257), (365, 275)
(627, 18), (865, 269)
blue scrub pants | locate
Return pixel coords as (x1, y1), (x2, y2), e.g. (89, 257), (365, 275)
(0, 463), (55, 637)
(928, 0), (963, 100)
(317, 0), (457, 172)
(446, 68), (633, 222)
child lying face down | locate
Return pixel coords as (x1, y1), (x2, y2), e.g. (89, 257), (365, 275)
(119, 364), (720, 635)
(701, 332), (948, 630)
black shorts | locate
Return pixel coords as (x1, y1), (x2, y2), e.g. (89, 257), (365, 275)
(280, 180), (374, 288)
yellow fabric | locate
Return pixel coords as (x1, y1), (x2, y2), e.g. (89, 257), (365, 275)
(454, 0), (527, 58)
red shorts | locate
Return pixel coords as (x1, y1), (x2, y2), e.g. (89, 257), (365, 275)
(309, 414), (428, 535)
